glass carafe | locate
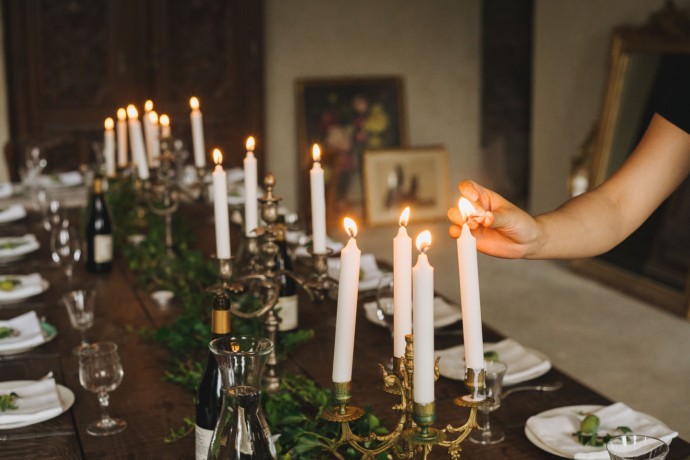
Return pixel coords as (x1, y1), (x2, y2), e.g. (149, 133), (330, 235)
(208, 335), (276, 460)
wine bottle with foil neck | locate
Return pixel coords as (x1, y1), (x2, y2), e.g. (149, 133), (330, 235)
(195, 292), (232, 460)
(85, 175), (113, 273)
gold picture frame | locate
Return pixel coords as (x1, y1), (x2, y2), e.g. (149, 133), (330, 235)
(362, 146), (449, 226)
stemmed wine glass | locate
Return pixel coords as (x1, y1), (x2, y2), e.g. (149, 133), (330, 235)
(50, 218), (82, 286)
(78, 341), (127, 436)
(469, 360), (508, 445)
(61, 289), (96, 355)
(22, 146), (47, 187)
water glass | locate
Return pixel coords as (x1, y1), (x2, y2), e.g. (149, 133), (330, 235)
(62, 289), (96, 354)
(469, 360), (508, 445)
(606, 435), (669, 460)
(78, 342), (127, 436)
(50, 218), (82, 286)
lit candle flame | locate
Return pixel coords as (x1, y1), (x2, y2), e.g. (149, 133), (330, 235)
(399, 206), (410, 227)
(213, 148), (223, 165)
(344, 217), (358, 238)
(148, 111), (158, 124)
(458, 197), (476, 224)
(312, 144), (321, 162)
(117, 108), (126, 121)
(126, 104), (138, 119)
(416, 230), (432, 253)
(159, 114), (170, 127)
(189, 96), (200, 110)
(104, 117), (114, 130)
(246, 136), (255, 152)
(144, 100), (153, 112)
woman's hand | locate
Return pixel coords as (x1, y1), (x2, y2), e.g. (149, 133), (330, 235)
(448, 180), (541, 259)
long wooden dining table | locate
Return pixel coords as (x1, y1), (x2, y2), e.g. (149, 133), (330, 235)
(1, 198), (689, 459)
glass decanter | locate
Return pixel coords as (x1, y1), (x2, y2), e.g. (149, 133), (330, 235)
(207, 335), (276, 460)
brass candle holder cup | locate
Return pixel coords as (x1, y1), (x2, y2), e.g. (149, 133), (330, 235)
(322, 335), (492, 460)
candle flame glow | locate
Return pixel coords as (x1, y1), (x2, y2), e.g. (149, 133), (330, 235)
(126, 105), (138, 119)
(144, 100), (153, 112)
(159, 114), (170, 127)
(344, 217), (358, 238)
(416, 230), (432, 253)
(458, 197), (476, 223)
(231, 341), (240, 352)
(117, 108), (126, 121)
(312, 144), (321, 162)
(399, 206), (410, 227)
(148, 111), (158, 123)
(213, 148), (223, 165)
(246, 136), (255, 151)
(104, 117), (114, 130)
(189, 97), (200, 110)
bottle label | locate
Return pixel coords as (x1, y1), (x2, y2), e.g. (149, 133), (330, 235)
(195, 425), (214, 460)
(94, 234), (113, 263)
(277, 295), (298, 331)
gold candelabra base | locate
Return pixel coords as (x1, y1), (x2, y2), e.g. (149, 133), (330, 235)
(322, 335), (491, 460)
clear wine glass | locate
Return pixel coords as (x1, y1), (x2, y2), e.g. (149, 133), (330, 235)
(78, 342), (127, 436)
(22, 146), (47, 188)
(50, 218), (82, 286)
(61, 289), (96, 355)
(469, 360), (508, 445)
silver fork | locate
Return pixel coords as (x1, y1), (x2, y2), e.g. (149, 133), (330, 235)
(501, 381), (563, 399)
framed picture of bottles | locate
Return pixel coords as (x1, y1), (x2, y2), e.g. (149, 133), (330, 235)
(296, 76), (408, 228)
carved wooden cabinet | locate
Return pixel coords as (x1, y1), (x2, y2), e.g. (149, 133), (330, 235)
(3, 0), (264, 178)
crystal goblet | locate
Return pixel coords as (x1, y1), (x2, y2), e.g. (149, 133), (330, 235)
(78, 342), (127, 436)
(61, 289), (96, 355)
(606, 435), (669, 460)
(469, 360), (508, 445)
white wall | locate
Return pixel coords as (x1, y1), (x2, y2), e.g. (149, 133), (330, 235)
(531, 0), (687, 213)
(264, 0), (480, 213)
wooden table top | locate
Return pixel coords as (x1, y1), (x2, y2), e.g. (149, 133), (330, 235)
(0, 203), (688, 459)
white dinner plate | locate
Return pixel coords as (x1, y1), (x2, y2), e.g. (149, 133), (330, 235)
(363, 297), (462, 329)
(524, 405), (671, 459)
(0, 381), (75, 430)
(0, 236), (40, 262)
(435, 340), (551, 385)
(0, 279), (50, 305)
(0, 321), (57, 356)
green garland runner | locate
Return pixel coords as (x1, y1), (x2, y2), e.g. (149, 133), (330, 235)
(106, 177), (387, 459)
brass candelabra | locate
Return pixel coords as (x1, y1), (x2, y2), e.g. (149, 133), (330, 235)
(322, 335), (492, 459)
(211, 173), (338, 392)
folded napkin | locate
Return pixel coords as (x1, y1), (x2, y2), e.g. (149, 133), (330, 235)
(328, 253), (383, 291)
(364, 297), (462, 328)
(38, 171), (83, 188)
(0, 204), (27, 223)
(0, 183), (13, 198)
(0, 234), (40, 258)
(0, 378), (62, 425)
(0, 273), (45, 302)
(436, 338), (551, 385)
(526, 403), (678, 459)
(0, 311), (45, 352)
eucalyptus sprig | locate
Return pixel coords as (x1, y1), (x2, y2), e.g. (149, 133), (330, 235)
(0, 392), (19, 412)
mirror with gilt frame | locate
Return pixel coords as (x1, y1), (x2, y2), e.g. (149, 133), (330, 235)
(569, 3), (690, 318)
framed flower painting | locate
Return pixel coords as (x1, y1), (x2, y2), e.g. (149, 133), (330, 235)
(296, 77), (407, 230)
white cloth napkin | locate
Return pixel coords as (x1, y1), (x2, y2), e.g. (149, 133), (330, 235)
(0, 311), (45, 352)
(526, 402), (678, 459)
(0, 273), (45, 302)
(328, 253), (382, 291)
(364, 297), (462, 328)
(435, 338), (551, 384)
(0, 183), (13, 198)
(0, 378), (62, 425)
(0, 204), (27, 223)
(38, 171), (83, 188)
(0, 234), (40, 258)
